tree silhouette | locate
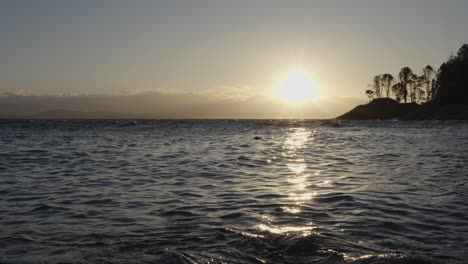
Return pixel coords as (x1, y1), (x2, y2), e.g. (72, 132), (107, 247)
(416, 87), (426, 103)
(431, 80), (437, 101)
(365, 89), (375, 101)
(362, 44), (468, 110)
(371, 75), (383, 98)
(409, 74), (425, 103)
(458, 44), (468, 59)
(381, 74), (394, 98)
(391, 83), (404, 103)
(433, 44), (468, 105)
(398, 67), (413, 103)
(422, 65), (435, 102)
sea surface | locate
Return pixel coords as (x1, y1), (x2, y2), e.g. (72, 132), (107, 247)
(0, 120), (467, 264)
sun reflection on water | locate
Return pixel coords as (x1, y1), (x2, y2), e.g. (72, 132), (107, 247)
(284, 128), (315, 205)
(257, 127), (319, 236)
(288, 192), (316, 202)
(287, 163), (306, 174)
(287, 175), (307, 184)
(283, 129), (312, 149)
(258, 223), (315, 237)
(281, 207), (301, 214)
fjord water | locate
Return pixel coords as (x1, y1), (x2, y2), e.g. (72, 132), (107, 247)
(0, 120), (467, 264)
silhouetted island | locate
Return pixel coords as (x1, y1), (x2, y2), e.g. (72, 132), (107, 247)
(338, 44), (468, 120)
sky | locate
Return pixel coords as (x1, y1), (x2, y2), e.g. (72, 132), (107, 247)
(1, 0), (467, 118)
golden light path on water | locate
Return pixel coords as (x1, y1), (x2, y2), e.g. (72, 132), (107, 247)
(258, 127), (318, 237)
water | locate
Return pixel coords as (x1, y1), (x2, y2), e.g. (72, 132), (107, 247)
(0, 120), (467, 264)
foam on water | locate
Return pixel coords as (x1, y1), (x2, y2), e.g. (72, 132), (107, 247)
(0, 120), (467, 264)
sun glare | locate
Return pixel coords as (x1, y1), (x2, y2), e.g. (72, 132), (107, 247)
(277, 70), (315, 104)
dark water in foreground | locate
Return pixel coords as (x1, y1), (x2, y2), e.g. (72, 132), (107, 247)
(0, 120), (467, 264)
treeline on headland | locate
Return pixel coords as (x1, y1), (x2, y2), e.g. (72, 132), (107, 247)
(365, 66), (435, 104)
(339, 44), (468, 120)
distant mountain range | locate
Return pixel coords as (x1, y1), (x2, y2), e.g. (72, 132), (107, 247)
(0, 93), (365, 119)
(0, 109), (158, 120)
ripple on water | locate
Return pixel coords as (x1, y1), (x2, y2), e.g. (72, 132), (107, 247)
(0, 120), (467, 263)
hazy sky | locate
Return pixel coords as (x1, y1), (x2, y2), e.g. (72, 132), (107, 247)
(1, 0), (467, 117)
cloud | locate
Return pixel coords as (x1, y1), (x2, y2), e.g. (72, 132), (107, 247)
(0, 89), (35, 97)
(197, 85), (255, 102)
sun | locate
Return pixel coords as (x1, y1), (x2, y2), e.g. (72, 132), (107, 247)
(277, 70), (315, 104)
